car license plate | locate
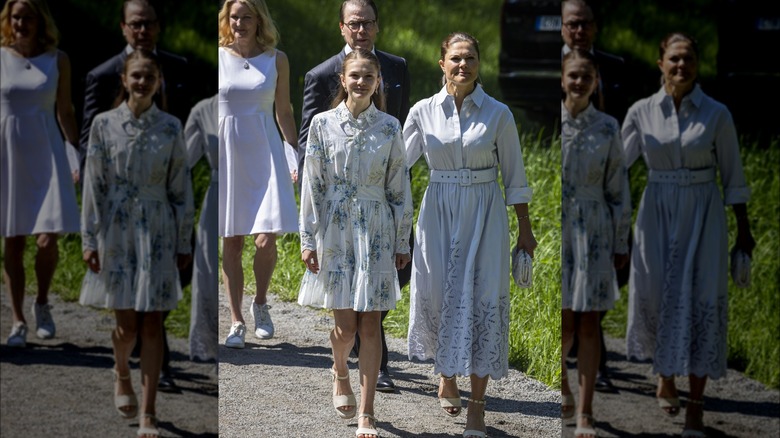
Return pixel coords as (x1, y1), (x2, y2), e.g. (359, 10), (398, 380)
(535, 15), (561, 31)
(756, 17), (780, 31)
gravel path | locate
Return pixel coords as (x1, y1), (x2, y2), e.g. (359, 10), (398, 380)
(562, 335), (780, 437)
(0, 289), (218, 437)
(217, 291), (561, 437)
(4, 283), (777, 438)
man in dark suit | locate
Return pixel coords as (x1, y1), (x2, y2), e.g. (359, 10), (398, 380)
(298, 0), (411, 393)
(80, 0), (191, 393)
(561, 0), (628, 392)
(561, 0), (627, 124)
(80, 0), (190, 153)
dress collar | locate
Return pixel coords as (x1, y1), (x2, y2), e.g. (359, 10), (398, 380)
(561, 101), (597, 129)
(119, 101), (160, 125)
(652, 83), (704, 109)
(335, 101), (380, 127)
(433, 83), (486, 108)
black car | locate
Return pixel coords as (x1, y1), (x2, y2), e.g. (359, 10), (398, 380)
(716, 0), (780, 140)
(498, 0), (562, 121)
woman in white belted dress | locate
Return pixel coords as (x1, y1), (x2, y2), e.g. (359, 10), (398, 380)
(622, 32), (754, 437)
(403, 32), (537, 438)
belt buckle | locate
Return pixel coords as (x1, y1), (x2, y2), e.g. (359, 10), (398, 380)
(677, 168), (691, 186)
(459, 168), (472, 186)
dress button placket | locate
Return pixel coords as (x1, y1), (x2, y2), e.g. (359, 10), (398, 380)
(351, 119), (361, 202)
(451, 99), (465, 172)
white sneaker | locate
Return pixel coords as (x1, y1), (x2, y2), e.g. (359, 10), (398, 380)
(7, 322), (27, 347)
(224, 322), (246, 349)
(32, 302), (55, 339)
(252, 302), (274, 339)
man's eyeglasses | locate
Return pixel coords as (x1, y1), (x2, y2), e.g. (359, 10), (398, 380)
(564, 20), (593, 31)
(126, 20), (158, 31)
(345, 20), (376, 31)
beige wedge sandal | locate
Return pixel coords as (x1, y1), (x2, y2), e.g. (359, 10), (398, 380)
(331, 367), (356, 419)
(439, 374), (462, 417)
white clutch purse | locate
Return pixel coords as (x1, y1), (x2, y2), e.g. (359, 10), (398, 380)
(730, 247), (751, 288)
(512, 245), (533, 288)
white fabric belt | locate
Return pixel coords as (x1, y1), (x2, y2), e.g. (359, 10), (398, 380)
(429, 168), (497, 186)
(648, 168), (715, 186)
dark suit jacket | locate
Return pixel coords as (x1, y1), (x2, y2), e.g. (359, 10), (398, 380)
(297, 48), (411, 181)
(594, 49), (628, 124)
(80, 48), (190, 156)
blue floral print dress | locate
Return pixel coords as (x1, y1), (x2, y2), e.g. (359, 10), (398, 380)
(79, 102), (194, 312)
(298, 102), (412, 312)
(561, 102), (631, 312)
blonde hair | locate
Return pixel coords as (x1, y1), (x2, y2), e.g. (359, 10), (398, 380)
(218, 0), (279, 51)
(0, 0), (59, 51)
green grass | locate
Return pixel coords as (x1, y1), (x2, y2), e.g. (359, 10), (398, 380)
(603, 139), (780, 389)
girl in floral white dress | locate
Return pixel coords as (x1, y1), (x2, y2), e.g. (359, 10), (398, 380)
(79, 49), (194, 438)
(560, 48), (631, 438)
(298, 49), (412, 438)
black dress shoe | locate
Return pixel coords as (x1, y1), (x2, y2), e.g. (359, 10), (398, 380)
(594, 372), (614, 392)
(158, 372), (178, 392)
(376, 370), (395, 393)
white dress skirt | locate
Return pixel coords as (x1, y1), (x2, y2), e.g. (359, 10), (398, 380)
(185, 95), (219, 362)
(79, 103), (194, 312)
(218, 47), (297, 237)
(561, 103), (630, 312)
(622, 86), (751, 379)
(0, 48), (79, 237)
(404, 85), (533, 380)
(297, 103), (412, 312)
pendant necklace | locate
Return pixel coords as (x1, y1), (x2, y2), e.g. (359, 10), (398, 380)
(13, 45), (33, 69)
(243, 59), (249, 70)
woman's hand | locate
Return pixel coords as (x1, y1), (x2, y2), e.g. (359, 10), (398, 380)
(614, 253), (629, 270)
(83, 250), (100, 273)
(733, 204), (756, 257)
(735, 225), (756, 258)
(177, 253), (193, 270)
(517, 225), (538, 258)
(514, 204), (537, 258)
(302, 249), (319, 273)
(395, 253), (411, 270)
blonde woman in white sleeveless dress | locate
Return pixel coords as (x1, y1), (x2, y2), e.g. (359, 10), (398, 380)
(218, 0), (298, 348)
(0, 0), (80, 348)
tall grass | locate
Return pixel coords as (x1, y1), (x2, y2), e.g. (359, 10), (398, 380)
(603, 139), (780, 389)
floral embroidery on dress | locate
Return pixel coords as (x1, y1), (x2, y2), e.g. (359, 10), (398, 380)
(79, 102), (194, 312)
(298, 102), (412, 312)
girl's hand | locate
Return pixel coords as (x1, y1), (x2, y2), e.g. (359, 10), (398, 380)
(177, 253), (192, 270)
(83, 250), (100, 273)
(395, 253), (411, 270)
(302, 249), (319, 273)
(614, 253), (629, 270)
